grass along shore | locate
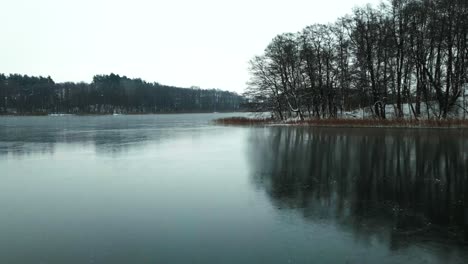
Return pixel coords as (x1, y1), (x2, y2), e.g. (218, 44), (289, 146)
(214, 116), (468, 129)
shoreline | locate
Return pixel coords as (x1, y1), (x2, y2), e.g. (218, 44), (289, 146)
(214, 117), (468, 129)
(0, 111), (247, 117)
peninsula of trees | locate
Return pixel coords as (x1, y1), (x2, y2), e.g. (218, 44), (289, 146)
(0, 73), (244, 115)
(246, 0), (467, 120)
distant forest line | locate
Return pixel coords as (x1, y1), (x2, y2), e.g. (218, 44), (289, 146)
(246, 0), (467, 120)
(0, 73), (244, 115)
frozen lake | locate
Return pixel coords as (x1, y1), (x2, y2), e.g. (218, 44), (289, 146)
(0, 113), (467, 264)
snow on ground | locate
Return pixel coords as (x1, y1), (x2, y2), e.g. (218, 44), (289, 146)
(343, 88), (468, 120)
(245, 87), (468, 121)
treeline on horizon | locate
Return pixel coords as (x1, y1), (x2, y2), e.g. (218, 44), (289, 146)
(0, 73), (244, 114)
(246, 0), (467, 120)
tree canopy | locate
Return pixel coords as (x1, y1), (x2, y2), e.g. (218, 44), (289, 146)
(0, 73), (244, 114)
(246, 0), (468, 120)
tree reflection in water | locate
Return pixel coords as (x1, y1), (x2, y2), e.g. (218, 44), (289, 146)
(248, 127), (468, 248)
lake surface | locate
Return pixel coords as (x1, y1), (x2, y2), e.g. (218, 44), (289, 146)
(0, 114), (467, 264)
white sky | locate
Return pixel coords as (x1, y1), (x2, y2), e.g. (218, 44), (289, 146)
(1, 0), (383, 93)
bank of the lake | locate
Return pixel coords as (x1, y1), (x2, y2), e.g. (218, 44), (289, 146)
(215, 116), (468, 129)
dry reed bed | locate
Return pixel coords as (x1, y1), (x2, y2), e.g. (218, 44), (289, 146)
(214, 117), (468, 128)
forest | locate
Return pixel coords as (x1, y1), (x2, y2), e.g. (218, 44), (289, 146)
(0, 73), (244, 114)
(246, 0), (467, 120)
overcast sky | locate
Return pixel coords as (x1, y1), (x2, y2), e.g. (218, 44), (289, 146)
(1, 0), (383, 93)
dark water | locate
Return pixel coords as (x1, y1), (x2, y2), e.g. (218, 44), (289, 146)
(0, 114), (467, 264)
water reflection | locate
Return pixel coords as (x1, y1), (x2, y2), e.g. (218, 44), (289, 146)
(248, 127), (468, 248)
(0, 114), (235, 157)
